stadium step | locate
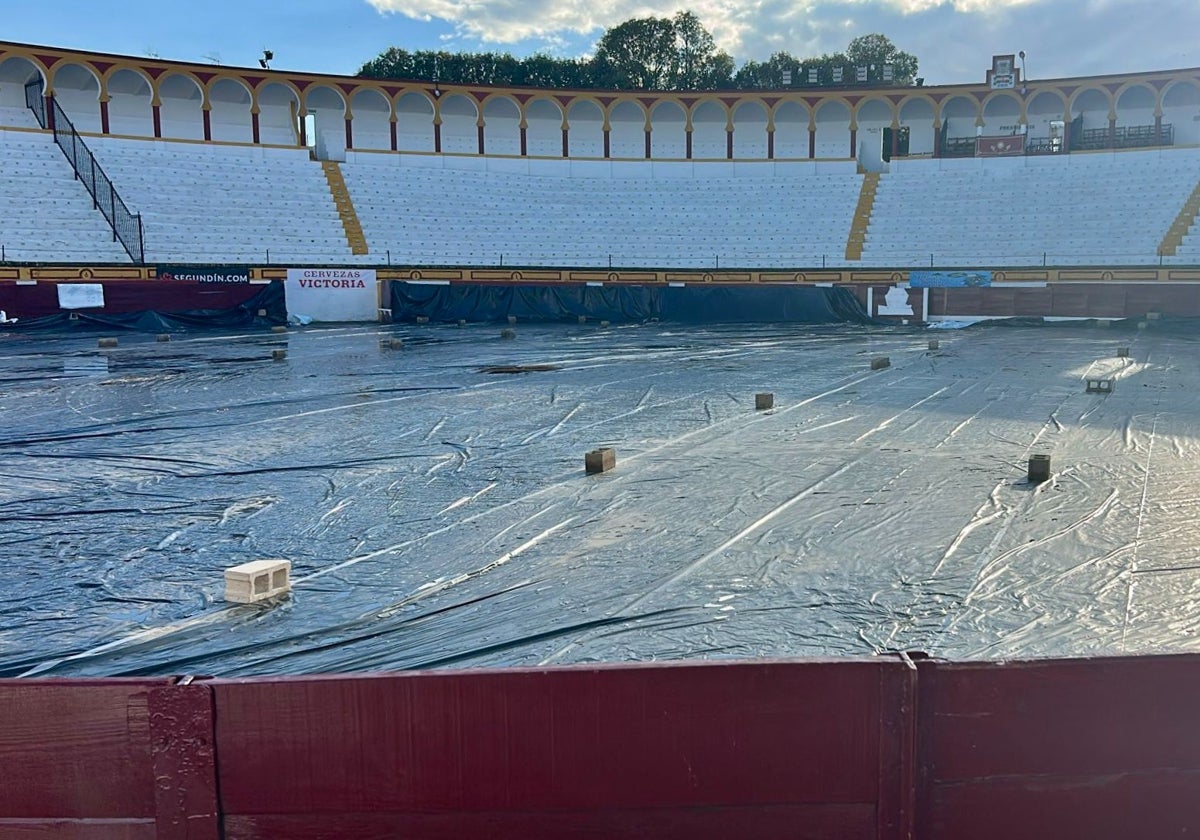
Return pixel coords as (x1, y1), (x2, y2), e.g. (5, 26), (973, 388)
(321, 160), (369, 256)
(1157, 177), (1200, 257)
(844, 172), (879, 261)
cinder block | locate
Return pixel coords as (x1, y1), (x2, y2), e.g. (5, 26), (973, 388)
(1117, 347), (1130, 358)
(585, 447), (616, 474)
(458, 319), (467, 326)
(1146, 311), (1161, 320)
(155, 333), (171, 342)
(271, 349), (287, 361)
(97, 337), (118, 348)
(271, 325), (287, 333)
(1028, 454), (1052, 483)
(600, 320), (611, 328)
(871, 356), (890, 370)
(415, 316), (429, 324)
(1086, 378), (1114, 394)
(578, 315), (587, 324)
(225, 559), (291, 604)
(501, 328), (516, 339)
(755, 392), (774, 410)
(257, 308), (268, 317)
(928, 339), (939, 351)
(507, 315), (518, 325)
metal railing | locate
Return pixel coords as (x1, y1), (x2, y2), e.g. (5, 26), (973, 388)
(24, 79), (144, 263)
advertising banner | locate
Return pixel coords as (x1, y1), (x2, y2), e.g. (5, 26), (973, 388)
(284, 268), (378, 322)
(909, 271), (992, 288)
(976, 135), (1025, 157)
(157, 266), (251, 284)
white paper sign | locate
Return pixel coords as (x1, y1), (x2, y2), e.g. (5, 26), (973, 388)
(57, 283), (105, 310)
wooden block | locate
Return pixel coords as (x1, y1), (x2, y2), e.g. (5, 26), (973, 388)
(224, 559), (291, 604)
(755, 392), (774, 410)
(155, 333), (171, 342)
(871, 356), (890, 370)
(97, 337), (118, 348)
(585, 447), (616, 474)
(271, 349), (287, 361)
(1028, 454), (1051, 483)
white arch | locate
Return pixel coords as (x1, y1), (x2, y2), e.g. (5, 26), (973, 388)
(209, 77), (253, 143)
(157, 72), (204, 140)
(773, 101), (809, 159)
(438, 93), (478, 155)
(525, 98), (562, 157)
(566, 99), (604, 158)
(396, 91), (434, 152)
(481, 96), (521, 156)
(732, 100), (768, 159)
(691, 100), (726, 159)
(650, 100), (687, 159)
(350, 87), (391, 151)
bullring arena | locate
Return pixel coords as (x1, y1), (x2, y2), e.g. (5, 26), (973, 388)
(2, 39), (1200, 839)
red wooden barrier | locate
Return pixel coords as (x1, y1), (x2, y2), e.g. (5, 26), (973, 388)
(916, 654), (1200, 839)
(211, 659), (915, 840)
(0, 678), (219, 840)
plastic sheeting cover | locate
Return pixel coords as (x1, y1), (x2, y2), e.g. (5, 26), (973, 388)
(1, 320), (1198, 678)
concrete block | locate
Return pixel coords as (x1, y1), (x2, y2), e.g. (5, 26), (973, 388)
(1117, 347), (1130, 358)
(155, 333), (171, 342)
(97, 337), (118, 348)
(1028, 454), (1051, 483)
(578, 315), (587, 324)
(1146, 311), (1161, 321)
(928, 339), (939, 351)
(871, 356), (890, 370)
(501, 328), (516, 339)
(257, 308), (268, 317)
(458, 319), (467, 326)
(507, 315), (518, 325)
(1086, 378), (1114, 394)
(224, 559), (291, 604)
(755, 392), (774, 410)
(600, 320), (611, 328)
(271, 325), (287, 333)
(271, 349), (287, 361)
(585, 447), (616, 474)
(415, 316), (429, 324)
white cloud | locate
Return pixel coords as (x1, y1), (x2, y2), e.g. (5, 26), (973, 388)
(366, 0), (1200, 85)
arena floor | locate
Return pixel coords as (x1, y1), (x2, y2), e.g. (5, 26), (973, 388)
(3, 319), (1199, 677)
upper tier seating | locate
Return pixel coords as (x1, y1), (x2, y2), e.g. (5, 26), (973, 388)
(340, 156), (862, 269)
(85, 138), (354, 265)
(0, 129), (132, 263)
(861, 150), (1200, 267)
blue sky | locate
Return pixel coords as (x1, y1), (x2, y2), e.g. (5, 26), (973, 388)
(3, 0), (1198, 85)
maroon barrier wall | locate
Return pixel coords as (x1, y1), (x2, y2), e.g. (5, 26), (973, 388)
(0, 280), (267, 320)
(916, 654), (1200, 839)
(211, 659), (916, 840)
(0, 678), (218, 839)
(4, 655), (1200, 839)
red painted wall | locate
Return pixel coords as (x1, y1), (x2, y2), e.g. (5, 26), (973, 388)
(212, 659), (912, 839)
(3, 655), (1200, 839)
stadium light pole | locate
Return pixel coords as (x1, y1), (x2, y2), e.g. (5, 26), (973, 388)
(1019, 50), (1027, 96)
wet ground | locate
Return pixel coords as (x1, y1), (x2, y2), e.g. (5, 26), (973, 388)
(2, 319), (1198, 677)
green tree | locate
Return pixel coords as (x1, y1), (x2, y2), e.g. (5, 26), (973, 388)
(594, 15), (677, 89)
(845, 34), (918, 84)
(670, 11), (733, 89)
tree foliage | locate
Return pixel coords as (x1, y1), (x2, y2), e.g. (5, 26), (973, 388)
(357, 16), (918, 92)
